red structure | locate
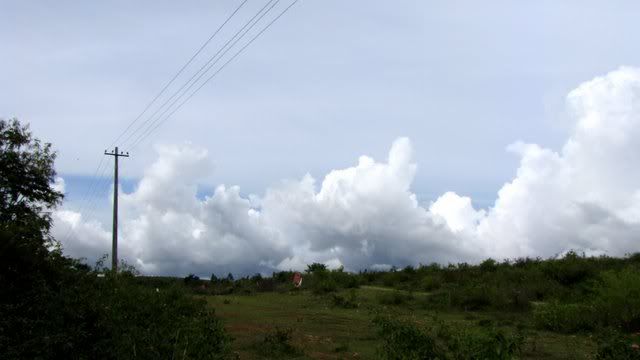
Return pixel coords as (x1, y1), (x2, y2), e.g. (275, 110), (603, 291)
(292, 272), (303, 287)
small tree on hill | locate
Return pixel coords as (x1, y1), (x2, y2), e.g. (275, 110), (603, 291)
(306, 262), (327, 274)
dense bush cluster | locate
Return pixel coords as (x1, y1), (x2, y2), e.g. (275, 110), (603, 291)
(534, 266), (640, 333)
(0, 118), (232, 359)
(256, 327), (302, 357)
(373, 315), (524, 360)
(354, 252), (640, 315)
(0, 250), (233, 359)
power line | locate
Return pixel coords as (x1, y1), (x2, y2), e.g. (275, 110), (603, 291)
(109, 0), (249, 148)
(58, 0), (301, 249)
(129, 0), (299, 151)
(120, 0), (281, 149)
(59, 1), (250, 246)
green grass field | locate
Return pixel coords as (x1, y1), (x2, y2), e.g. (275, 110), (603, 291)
(206, 286), (596, 359)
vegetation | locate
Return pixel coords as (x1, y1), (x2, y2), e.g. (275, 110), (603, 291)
(195, 252), (640, 358)
(0, 119), (231, 359)
(373, 315), (524, 360)
(3, 117), (640, 359)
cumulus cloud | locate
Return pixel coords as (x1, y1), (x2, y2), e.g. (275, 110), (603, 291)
(475, 67), (640, 258)
(51, 177), (65, 194)
(53, 67), (640, 275)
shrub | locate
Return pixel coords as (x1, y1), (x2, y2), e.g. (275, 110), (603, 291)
(541, 251), (596, 286)
(331, 269), (360, 289)
(255, 278), (276, 292)
(1, 264), (232, 359)
(593, 267), (640, 331)
(421, 289), (452, 309)
(373, 316), (446, 360)
(184, 273), (201, 286)
(258, 327), (301, 357)
(449, 284), (497, 310)
(533, 301), (597, 333)
(312, 277), (338, 294)
(595, 329), (640, 360)
(447, 327), (524, 360)
(378, 291), (413, 306)
(331, 290), (359, 309)
(421, 275), (443, 292)
(479, 258), (498, 273)
(373, 315), (524, 360)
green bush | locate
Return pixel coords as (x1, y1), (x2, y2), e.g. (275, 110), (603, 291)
(447, 327), (524, 360)
(450, 284), (495, 310)
(312, 277), (338, 294)
(1, 262), (232, 359)
(373, 316), (446, 360)
(331, 290), (359, 309)
(258, 327), (301, 357)
(595, 329), (640, 360)
(373, 315), (524, 360)
(533, 301), (597, 333)
(378, 291), (414, 306)
(421, 275), (443, 292)
(593, 267), (640, 331)
(102, 276), (231, 359)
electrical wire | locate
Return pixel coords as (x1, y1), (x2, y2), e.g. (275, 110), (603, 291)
(129, 0), (299, 151)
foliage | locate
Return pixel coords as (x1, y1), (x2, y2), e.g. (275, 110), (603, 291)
(373, 316), (446, 360)
(93, 272), (231, 359)
(0, 118), (63, 246)
(533, 301), (598, 333)
(331, 289), (359, 309)
(534, 266), (640, 333)
(421, 275), (443, 291)
(378, 290), (414, 306)
(592, 267), (640, 331)
(312, 277), (338, 294)
(0, 118), (232, 359)
(306, 262), (327, 273)
(595, 329), (640, 360)
(258, 327), (301, 357)
(373, 315), (523, 360)
(1, 257), (232, 359)
(184, 273), (201, 285)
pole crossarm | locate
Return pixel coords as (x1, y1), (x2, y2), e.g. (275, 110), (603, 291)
(104, 149), (130, 158)
(104, 146), (129, 273)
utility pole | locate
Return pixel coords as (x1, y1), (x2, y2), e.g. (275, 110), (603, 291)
(104, 147), (129, 272)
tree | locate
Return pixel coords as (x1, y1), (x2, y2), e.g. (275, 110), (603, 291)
(0, 118), (75, 358)
(184, 273), (200, 286)
(0, 118), (63, 248)
(0, 118), (233, 359)
(306, 262), (327, 274)
(0, 118), (64, 288)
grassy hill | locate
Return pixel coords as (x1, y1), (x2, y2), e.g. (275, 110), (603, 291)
(169, 252), (640, 359)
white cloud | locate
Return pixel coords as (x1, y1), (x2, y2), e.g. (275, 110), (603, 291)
(51, 177), (65, 194)
(53, 67), (640, 275)
(476, 66), (640, 259)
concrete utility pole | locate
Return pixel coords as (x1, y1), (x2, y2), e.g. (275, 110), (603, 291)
(104, 147), (129, 272)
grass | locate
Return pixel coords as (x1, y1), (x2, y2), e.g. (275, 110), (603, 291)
(205, 286), (597, 359)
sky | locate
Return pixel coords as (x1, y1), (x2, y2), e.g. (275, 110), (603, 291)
(2, 1), (640, 276)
